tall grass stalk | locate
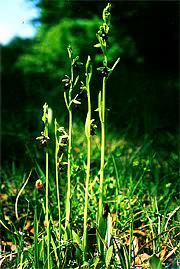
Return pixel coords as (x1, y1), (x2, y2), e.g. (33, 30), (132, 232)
(15, 170), (32, 221)
(83, 56), (92, 259)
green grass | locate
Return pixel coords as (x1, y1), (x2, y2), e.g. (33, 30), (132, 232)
(1, 127), (179, 268)
(1, 3), (179, 269)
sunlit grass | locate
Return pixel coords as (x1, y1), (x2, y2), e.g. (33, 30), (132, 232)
(1, 126), (179, 268)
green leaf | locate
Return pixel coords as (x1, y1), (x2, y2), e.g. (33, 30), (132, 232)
(97, 66), (105, 71)
(111, 57), (121, 71)
(73, 75), (79, 87)
(98, 91), (102, 122)
(64, 92), (69, 110)
(105, 213), (113, 248)
(94, 43), (101, 48)
(34, 160), (46, 184)
(107, 57), (120, 78)
(149, 254), (162, 269)
(72, 99), (81, 105)
(105, 245), (113, 268)
(85, 111), (91, 138)
(85, 55), (92, 81)
(72, 230), (83, 263)
(72, 230), (82, 250)
(81, 261), (89, 268)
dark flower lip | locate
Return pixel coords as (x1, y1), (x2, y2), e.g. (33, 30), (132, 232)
(62, 75), (71, 90)
(36, 132), (50, 146)
(64, 82), (71, 90)
(73, 61), (83, 72)
(100, 30), (108, 41)
(97, 66), (109, 77)
(90, 123), (97, 136)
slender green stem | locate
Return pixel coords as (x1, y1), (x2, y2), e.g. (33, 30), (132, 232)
(83, 120), (90, 259)
(83, 56), (92, 259)
(55, 119), (61, 245)
(65, 108), (72, 228)
(97, 76), (107, 258)
(65, 54), (73, 229)
(45, 127), (50, 269)
(98, 76), (106, 222)
(34, 205), (39, 269)
(41, 103), (50, 269)
(96, 3), (120, 258)
(46, 157), (50, 268)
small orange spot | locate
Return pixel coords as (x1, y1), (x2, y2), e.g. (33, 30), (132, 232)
(74, 147), (80, 154)
(24, 220), (31, 231)
(35, 179), (43, 189)
(30, 227), (34, 235)
(111, 212), (117, 223)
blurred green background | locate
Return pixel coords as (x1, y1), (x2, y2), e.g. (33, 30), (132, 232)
(1, 0), (179, 166)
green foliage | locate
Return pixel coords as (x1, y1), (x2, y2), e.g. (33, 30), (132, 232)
(149, 254), (162, 269)
(105, 245), (113, 268)
(1, 129), (179, 268)
(2, 2), (178, 164)
(17, 17), (101, 77)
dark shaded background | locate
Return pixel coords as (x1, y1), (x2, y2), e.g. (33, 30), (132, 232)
(1, 0), (179, 166)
